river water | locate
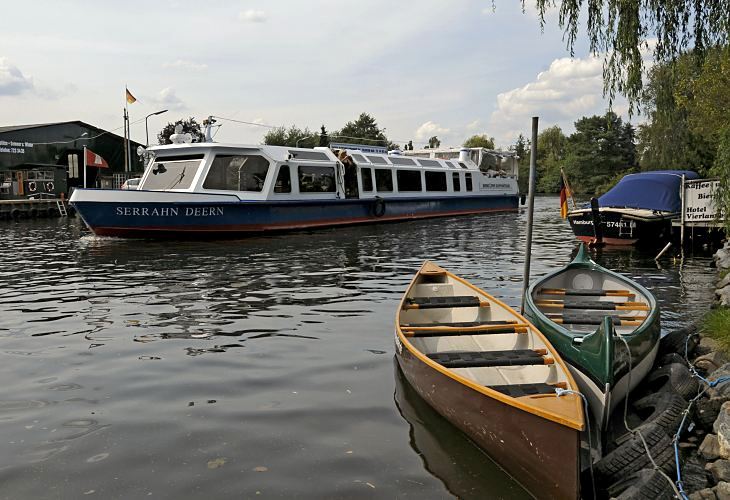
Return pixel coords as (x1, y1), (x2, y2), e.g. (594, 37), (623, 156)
(0, 197), (717, 499)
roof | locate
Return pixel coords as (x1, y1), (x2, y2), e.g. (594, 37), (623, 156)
(598, 170), (699, 212)
(0, 121), (104, 134)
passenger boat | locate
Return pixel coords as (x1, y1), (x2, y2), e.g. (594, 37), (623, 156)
(524, 245), (660, 429)
(567, 170), (698, 246)
(69, 136), (519, 238)
(395, 261), (584, 499)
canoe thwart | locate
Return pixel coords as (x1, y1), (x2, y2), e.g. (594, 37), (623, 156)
(427, 349), (552, 368)
(546, 313), (646, 326)
(488, 382), (568, 398)
(404, 295), (489, 310)
(401, 320), (516, 329)
(538, 287), (635, 298)
(535, 299), (649, 311)
(403, 324), (529, 337)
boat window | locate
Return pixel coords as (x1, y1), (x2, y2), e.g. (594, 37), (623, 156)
(425, 171), (447, 191)
(351, 154), (368, 164)
(446, 161), (457, 169)
(390, 157), (416, 166)
(419, 159), (440, 167)
(367, 155), (388, 165)
(298, 165), (336, 193)
(465, 172), (473, 191)
(361, 168), (374, 192)
(459, 162), (469, 170)
(203, 154), (270, 192)
(397, 169), (422, 192)
(274, 165), (291, 193)
(452, 172), (461, 191)
(374, 168), (393, 192)
(288, 150), (330, 161)
(141, 158), (201, 190)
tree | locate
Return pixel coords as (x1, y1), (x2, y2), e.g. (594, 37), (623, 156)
(332, 112), (390, 147)
(511, 134), (531, 193)
(535, 126), (567, 193)
(530, 0), (730, 110)
(263, 125), (315, 147)
(428, 136), (441, 148)
(463, 134), (495, 149)
(157, 117), (204, 145)
(318, 125), (329, 147)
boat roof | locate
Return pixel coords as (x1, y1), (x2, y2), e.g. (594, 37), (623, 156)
(597, 170), (699, 212)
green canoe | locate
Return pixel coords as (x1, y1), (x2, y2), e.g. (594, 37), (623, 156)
(524, 244), (660, 429)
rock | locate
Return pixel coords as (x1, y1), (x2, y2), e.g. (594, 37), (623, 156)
(702, 434), (723, 460)
(700, 336), (725, 360)
(715, 481), (730, 500)
(698, 351), (730, 375)
(710, 366), (730, 398)
(718, 289), (730, 307)
(718, 273), (730, 290)
(707, 460), (730, 483)
(719, 423), (730, 459)
(691, 487), (718, 500)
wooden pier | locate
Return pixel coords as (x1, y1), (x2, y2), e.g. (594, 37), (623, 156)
(0, 198), (72, 219)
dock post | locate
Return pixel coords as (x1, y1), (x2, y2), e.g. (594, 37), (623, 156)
(520, 116), (538, 315)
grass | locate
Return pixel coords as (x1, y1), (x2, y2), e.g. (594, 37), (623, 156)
(720, 268), (730, 281)
(703, 307), (730, 354)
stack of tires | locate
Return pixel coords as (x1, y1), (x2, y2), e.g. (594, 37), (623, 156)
(596, 325), (709, 499)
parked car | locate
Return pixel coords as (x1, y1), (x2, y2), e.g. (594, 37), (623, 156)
(121, 178), (141, 190)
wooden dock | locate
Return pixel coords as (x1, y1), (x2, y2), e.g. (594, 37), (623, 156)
(0, 198), (72, 219)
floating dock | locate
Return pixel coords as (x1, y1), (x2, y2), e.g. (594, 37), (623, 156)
(0, 199), (72, 219)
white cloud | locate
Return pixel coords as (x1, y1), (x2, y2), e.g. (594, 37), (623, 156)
(414, 120), (451, 141)
(466, 119), (481, 131)
(488, 56), (626, 145)
(239, 9), (266, 23)
(0, 57), (34, 96)
(162, 59), (208, 71)
(153, 87), (186, 111)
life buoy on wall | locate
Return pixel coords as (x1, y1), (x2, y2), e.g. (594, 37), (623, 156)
(372, 196), (386, 217)
(28, 181), (37, 192)
(46, 182), (54, 192)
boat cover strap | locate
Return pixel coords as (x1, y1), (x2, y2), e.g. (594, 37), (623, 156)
(428, 349), (547, 368)
(404, 325), (526, 337)
(402, 320), (514, 328)
(405, 295), (485, 309)
(488, 383), (561, 398)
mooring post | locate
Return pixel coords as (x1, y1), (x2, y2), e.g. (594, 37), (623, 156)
(520, 116), (538, 315)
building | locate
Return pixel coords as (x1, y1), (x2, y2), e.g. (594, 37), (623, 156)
(0, 121), (143, 199)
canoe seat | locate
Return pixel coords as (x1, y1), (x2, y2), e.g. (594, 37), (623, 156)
(404, 296), (488, 310)
(402, 320), (513, 329)
(538, 287), (635, 299)
(403, 324), (528, 337)
(536, 299), (649, 311)
(428, 349), (552, 368)
(489, 382), (567, 398)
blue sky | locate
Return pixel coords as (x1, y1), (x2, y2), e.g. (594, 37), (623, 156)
(0, 1), (631, 148)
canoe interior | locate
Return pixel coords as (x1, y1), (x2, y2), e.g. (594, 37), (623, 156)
(530, 267), (650, 337)
(399, 264), (573, 401)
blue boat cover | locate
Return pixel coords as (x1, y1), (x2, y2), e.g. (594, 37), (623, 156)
(597, 170), (699, 212)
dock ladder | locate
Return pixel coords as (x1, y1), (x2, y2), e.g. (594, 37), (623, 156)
(56, 200), (68, 217)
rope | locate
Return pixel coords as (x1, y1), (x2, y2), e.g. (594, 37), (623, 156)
(555, 388), (596, 500)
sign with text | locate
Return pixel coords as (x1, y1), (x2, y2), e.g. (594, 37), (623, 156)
(684, 179), (723, 223)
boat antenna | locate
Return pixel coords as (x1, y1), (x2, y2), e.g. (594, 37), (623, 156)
(520, 117), (539, 315)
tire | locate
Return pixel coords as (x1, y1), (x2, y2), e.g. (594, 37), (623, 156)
(594, 423), (674, 485)
(372, 197), (386, 217)
(653, 352), (687, 369)
(644, 362), (700, 400)
(631, 392), (690, 435)
(658, 325), (699, 358)
(606, 468), (674, 499)
(680, 455), (710, 493)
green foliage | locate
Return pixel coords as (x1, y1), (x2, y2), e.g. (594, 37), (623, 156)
(710, 127), (730, 234)
(318, 125), (329, 147)
(463, 135), (495, 149)
(331, 113), (390, 147)
(428, 136), (441, 148)
(157, 117), (204, 145)
(529, 0), (730, 110)
(535, 126), (567, 193)
(511, 134), (531, 193)
(263, 125), (316, 147)
(702, 307), (730, 354)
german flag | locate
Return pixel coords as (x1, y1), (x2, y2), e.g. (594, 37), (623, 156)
(125, 87), (137, 104)
(559, 174), (569, 219)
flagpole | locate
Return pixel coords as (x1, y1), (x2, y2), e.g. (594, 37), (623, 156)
(123, 105), (129, 175)
(83, 146), (87, 189)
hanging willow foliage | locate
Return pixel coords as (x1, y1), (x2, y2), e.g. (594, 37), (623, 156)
(527, 0), (730, 111)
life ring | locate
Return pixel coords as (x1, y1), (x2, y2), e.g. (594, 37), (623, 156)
(372, 197), (386, 217)
(46, 182), (54, 192)
(28, 181), (37, 192)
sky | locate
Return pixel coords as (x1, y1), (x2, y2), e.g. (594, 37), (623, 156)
(0, 0), (634, 150)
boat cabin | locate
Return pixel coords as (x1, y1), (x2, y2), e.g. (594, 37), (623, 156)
(138, 143), (518, 201)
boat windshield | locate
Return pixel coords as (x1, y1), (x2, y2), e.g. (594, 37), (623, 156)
(140, 156), (202, 190)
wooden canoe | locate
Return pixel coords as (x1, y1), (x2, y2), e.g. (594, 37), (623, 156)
(523, 244), (660, 430)
(395, 261), (584, 500)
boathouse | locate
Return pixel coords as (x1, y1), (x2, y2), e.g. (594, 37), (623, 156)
(0, 121), (143, 199)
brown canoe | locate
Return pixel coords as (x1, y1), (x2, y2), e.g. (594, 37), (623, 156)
(395, 261), (585, 499)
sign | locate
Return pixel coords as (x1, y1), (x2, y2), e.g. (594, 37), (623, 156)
(0, 140), (34, 155)
(329, 142), (388, 154)
(684, 179), (723, 223)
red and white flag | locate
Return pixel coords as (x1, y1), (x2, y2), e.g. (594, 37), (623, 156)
(85, 148), (109, 168)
